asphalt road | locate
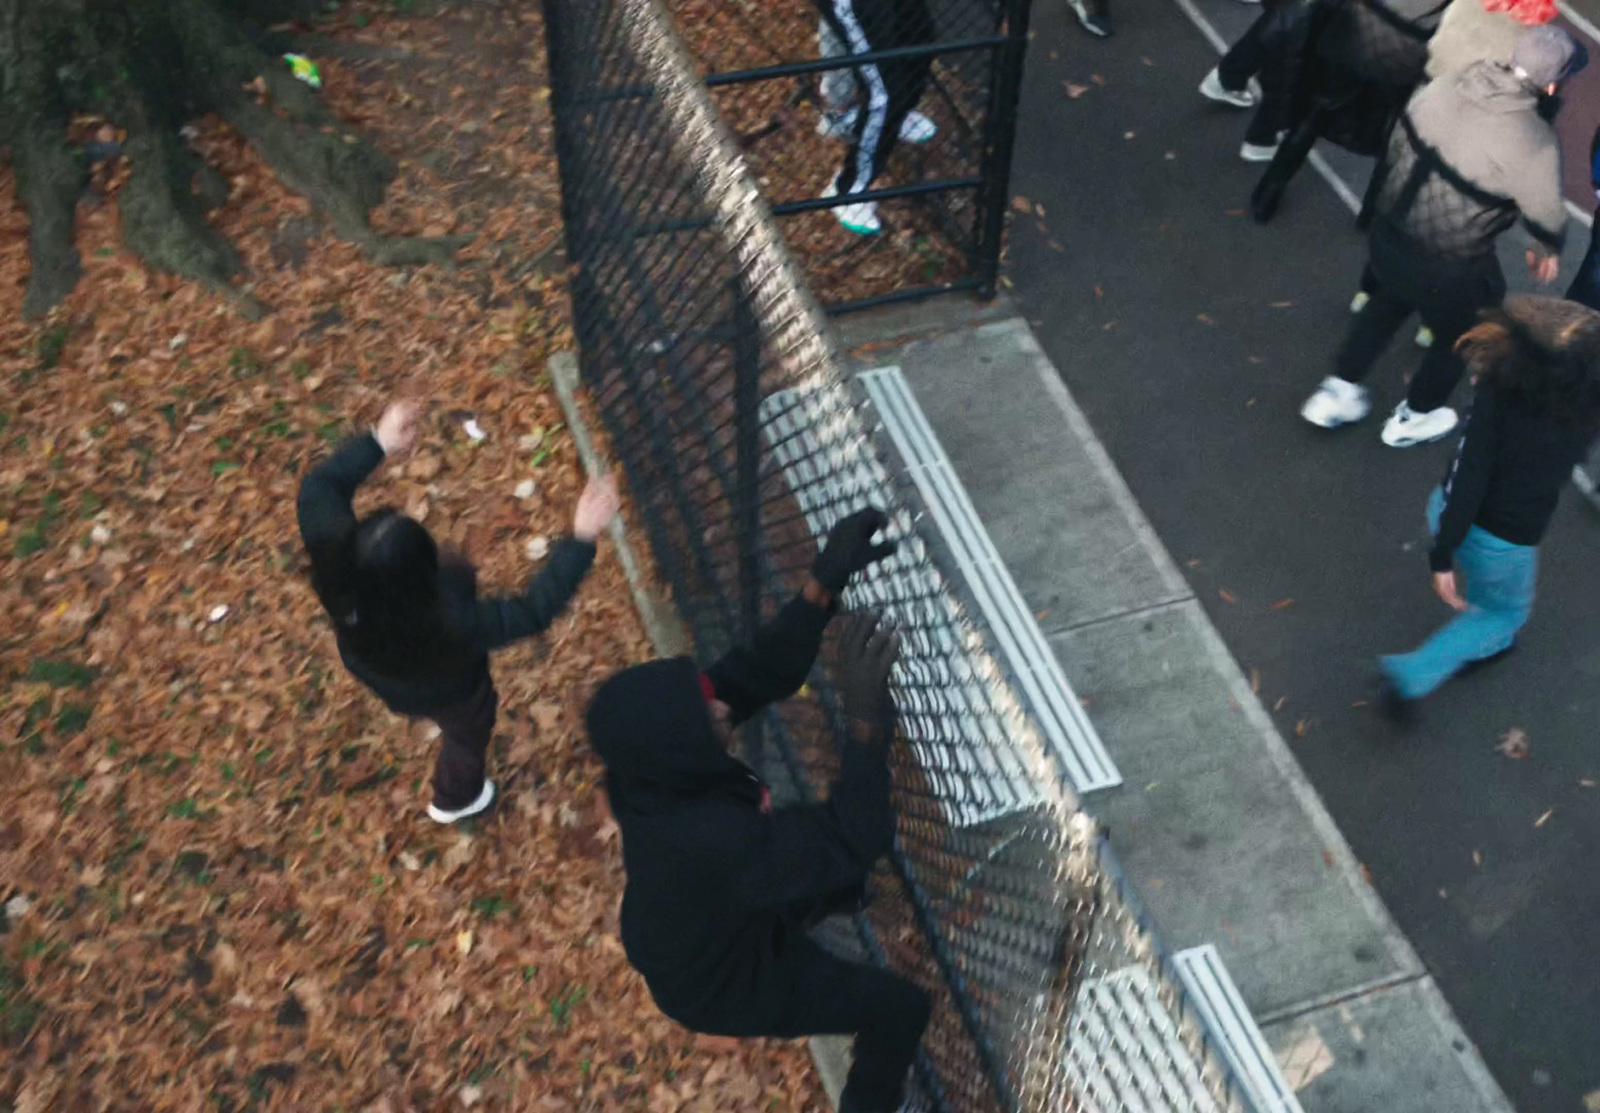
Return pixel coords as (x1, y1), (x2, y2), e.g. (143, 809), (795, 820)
(1002, 2), (1600, 1110)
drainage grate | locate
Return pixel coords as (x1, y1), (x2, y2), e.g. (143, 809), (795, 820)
(1064, 964), (1225, 1113)
(858, 365), (1121, 795)
(1174, 945), (1304, 1113)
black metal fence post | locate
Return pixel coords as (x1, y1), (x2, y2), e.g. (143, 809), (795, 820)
(973, 0), (1034, 298)
(732, 278), (766, 771)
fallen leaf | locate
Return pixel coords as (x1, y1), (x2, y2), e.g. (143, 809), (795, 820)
(1196, 313), (1214, 326)
(1272, 696), (1286, 712)
(1091, 73), (1107, 85)
(1225, 208), (1246, 217)
(1269, 301), (1293, 308)
(1033, 202), (1046, 217)
(1064, 82), (1090, 98)
(1218, 588), (1238, 603)
(1495, 728), (1530, 759)
(1123, 130), (1136, 140)
(1580, 777), (1596, 788)
(1010, 195), (1031, 213)
(1472, 850), (1482, 868)
(1535, 808), (1554, 828)
(1294, 719), (1310, 738)
(456, 929), (473, 955)
(1271, 598), (1295, 610)
(1249, 668), (1260, 694)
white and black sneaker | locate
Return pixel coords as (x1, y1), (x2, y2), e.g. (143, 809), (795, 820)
(1240, 141), (1279, 163)
(1300, 377), (1371, 429)
(1199, 68), (1255, 108)
(821, 180), (881, 235)
(427, 779), (497, 824)
(1067, 0), (1114, 37)
(1381, 401), (1458, 447)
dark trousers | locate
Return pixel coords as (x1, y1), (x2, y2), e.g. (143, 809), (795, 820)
(1218, 2), (1290, 145)
(1336, 226), (1505, 412)
(767, 935), (932, 1112)
(428, 677), (497, 810)
(1566, 215), (1600, 309)
(823, 0), (934, 196)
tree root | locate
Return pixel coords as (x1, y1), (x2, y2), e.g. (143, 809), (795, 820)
(3, 0), (470, 318)
(13, 131), (86, 319)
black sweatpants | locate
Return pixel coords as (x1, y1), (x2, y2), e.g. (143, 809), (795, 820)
(428, 676), (498, 810)
(820, 0), (934, 196)
(1217, 2), (1289, 146)
(1335, 225), (1506, 412)
(765, 933), (932, 1112)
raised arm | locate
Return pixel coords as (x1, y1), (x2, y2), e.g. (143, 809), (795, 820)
(704, 507), (897, 724)
(472, 472), (620, 652)
(296, 401), (419, 556)
(728, 613), (900, 909)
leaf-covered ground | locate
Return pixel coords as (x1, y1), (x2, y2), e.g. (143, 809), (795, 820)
(0, 2), (825, 1110)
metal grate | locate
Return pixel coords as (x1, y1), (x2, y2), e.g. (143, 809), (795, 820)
(859, 365), (1120, 795)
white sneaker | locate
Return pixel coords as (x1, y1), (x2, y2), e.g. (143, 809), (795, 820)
(1240, 141), (1279, 163)
(1381, 402), (1458, 447)
(1414, 326), (1434, 349)
(821, 181), (881, 234)
(1200, 67), (1255, 108)
(1300, 377), (1371, 429)
(817, 108), (937, 143)
(427, 779), (496, 824)
(1350, 290), (1371, 313)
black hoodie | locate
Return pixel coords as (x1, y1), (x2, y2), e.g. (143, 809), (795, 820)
(586, 594), (895, 1032)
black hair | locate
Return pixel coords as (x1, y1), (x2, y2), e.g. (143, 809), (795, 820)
(310, 509), (467, 677)
(1460, 308), (1600, 430)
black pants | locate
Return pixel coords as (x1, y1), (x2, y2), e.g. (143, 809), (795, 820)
(1567, 215), (1600, 309)
(1218, 2), (1291, 146)
(767, 935), (932, 1112)
(428, 677), (497, 810)
(1336, 226), (1505, 412)
(821, 0), (934, 196)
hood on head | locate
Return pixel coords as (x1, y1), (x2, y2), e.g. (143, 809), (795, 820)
(1455, 59), (1540, 111)
(586, 657), (745, 794)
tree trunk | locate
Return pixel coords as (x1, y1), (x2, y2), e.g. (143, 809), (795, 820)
(0, 0), (468, 318)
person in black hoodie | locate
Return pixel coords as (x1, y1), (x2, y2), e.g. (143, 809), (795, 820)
(297, 399), (620, 823)
(1379, 297), (1600, 715)
(586, 508), (929, 1113)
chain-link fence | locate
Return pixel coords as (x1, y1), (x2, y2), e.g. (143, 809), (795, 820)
(543, 1), (1247, 1109)
(552, 0), (1029, 313)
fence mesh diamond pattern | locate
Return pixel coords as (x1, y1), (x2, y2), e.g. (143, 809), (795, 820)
(543, 0), (1248, 1109)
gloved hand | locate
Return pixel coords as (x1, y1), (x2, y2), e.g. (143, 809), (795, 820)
(811, 508), (896, 593)
(837, 612), (899, 729)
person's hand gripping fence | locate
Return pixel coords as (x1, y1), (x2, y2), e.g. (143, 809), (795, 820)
(812, 508), (897, 595)
(838, 611), (900, 737)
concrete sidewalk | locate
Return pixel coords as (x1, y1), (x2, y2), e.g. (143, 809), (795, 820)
(835, 296), (1514, 1113)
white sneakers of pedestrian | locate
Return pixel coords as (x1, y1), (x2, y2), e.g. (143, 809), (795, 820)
(1350, 290), (1371, 313)
(817, 108), (937, 144)
(1300, 377), (1371, 429)
(1381, 402), (1458, 447)
(427, 779), (496, 824)
(1414, 326), (1434, 349)
(1240, 141), (1279, 163)
(821, 181), (881, 235)
(1199, 67), (1255, 108)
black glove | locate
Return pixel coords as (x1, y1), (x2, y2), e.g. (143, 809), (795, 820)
(837, 612), (899, 729)
(811, 508), (896, 594)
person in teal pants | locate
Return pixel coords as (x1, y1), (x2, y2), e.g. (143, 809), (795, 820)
(1380, 297), (1600, 717)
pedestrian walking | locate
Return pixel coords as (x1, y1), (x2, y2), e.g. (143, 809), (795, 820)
(296, 399), (620, 823)
(1426, 0), (1558, 82)
(814, 0), (936, 235)
(1248, 0), (1449, 222)
(1566, 124), (1600, 505)
(1199, 0), (1309, 163)
(1379, 297), (1600, 715)
(1300, 25), (1583, 447)
(586, 508), (929, 1113)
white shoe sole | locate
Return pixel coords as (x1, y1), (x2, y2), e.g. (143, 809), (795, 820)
(427, 779), (496, 824)
(1240, 143), (1278, 163)
(1381, 418), (1458, 448)
(1199, 69), (1255, 108)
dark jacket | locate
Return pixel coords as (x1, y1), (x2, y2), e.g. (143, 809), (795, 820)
(586, 594), (895, 1033)
(296, 433), (596, 715)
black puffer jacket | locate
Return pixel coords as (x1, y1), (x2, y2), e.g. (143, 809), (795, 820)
(587, 594), (895, 1033)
